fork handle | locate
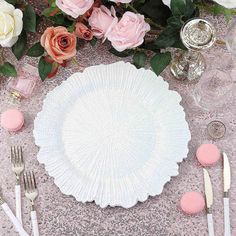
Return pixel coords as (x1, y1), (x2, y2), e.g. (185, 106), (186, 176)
(1, 203), (29, 236)
(15, 185), (22, 224)
(31, 211), (39, 236)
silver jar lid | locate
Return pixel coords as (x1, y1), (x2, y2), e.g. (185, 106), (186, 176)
(180, 18), (216, 51)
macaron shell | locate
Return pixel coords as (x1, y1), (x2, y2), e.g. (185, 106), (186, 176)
(1, 109), (24, 132)
(180, 191), (205, 215)
(196, 143), (221, 166)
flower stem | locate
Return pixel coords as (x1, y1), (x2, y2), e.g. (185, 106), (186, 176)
(126, 3), (138, 14)
(145, 18), (164, 30)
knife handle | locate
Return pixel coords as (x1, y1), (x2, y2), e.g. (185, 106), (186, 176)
(207, 213), (214, 236)
(224, 197), (231, 236)
(1, 203), (29, 236)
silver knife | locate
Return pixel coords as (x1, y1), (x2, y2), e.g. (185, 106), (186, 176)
(223, 152), (231, 236)
(0, 195), (29, 236)
(203, 168), (214, 236)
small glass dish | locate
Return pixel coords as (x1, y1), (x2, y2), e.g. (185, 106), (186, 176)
(7, 64), (40, 100)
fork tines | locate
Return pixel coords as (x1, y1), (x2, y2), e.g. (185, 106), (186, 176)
(10, 146), (23, 166)
(23, 171), (37, 192)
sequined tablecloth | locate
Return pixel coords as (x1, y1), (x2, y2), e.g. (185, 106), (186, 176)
(0, 5), (236, 235)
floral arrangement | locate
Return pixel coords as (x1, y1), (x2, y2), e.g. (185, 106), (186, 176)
(0, 0), (235, 80)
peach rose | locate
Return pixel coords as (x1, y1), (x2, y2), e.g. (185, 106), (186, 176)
(88, 6), (118, 40)
(109, 0), (132, 3)
(107, 12), (150, 52)
(75, 22), (93, 40)
(56, 0), (94, 18)
(40, 26), (77, 63)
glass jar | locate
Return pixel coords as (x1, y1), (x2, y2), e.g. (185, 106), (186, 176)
(7, 64), (40, 100)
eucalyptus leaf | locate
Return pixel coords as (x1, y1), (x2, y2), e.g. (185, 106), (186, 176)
(23, 5), (36, 32)
(27, 42), (44, 57)
(133, 52), (147, 69)
(38, 57), (53, 81)
(12, 30), (27, 60)
(0, 62), (17, 77)
(150, 52), (171, 76)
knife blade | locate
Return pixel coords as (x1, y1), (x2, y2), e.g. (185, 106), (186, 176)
(223, 152), (231, 236)
(203, 168), (214, 236)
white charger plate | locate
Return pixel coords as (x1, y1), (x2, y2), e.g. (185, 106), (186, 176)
(34, 62), (191, 208)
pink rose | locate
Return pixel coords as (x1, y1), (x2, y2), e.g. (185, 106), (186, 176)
(88, 6), (118, 40)
(40, 26), (77, 64)
(75, 22), (93, 41)
(109, 0), (132, 3)
(56, 0), (94, 18)
(107, 12), (150, 52)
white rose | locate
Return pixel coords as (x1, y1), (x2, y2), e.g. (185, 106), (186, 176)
(213, 0), (236, 8)
(0, 0), (23, 47)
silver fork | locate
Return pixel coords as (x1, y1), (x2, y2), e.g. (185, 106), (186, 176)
(11, 146), (24, 224)
(23, 171), (39, 236)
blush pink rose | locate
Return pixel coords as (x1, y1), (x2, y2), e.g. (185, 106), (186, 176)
(88, 6), (118, 40)
(107, 12), (150, 52)
(75, 22), (93, 41)
(40, 26), (77, 64)
(56, 0), (94, 18)
(109, 0), (132, 3)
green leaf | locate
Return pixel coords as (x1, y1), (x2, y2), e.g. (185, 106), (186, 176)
(42, 6), (59, 17)
(48, 14), (73, 27)
(172, 38), (187, 50)
(67, 22), (76, 33)
(150, 52), (171, 76)
(0, 62), (17, 77)
(184, 0), (195, 18)
(170, 0), (186, 17)
(167, 16), (183, 29)
(133, 52), (147, 69)
(38, 57), (53, 81)
(170, 0), (196, 20)
(141, 42), (160, 53)
(5, 0), (17, 5)
(11, 30), (27, 60)
(109, 48), (133, 57)
(89, 37), (97, 46)
(27, 42), (44, 57)
(140, 0), (171, 26)
(154, 26), (179, 48)
(23, 5), (36, 32)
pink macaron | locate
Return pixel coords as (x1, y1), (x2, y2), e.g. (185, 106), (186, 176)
(180, 191), (205, 215)
(1, 109), (24, 132)
(196, 143), (221, 167)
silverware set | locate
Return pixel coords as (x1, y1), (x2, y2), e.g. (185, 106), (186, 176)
(203, 153), (231, 236)
(0, 146), (39, 236)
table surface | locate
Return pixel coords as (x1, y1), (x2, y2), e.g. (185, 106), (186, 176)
(0, 5), (236, 235)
